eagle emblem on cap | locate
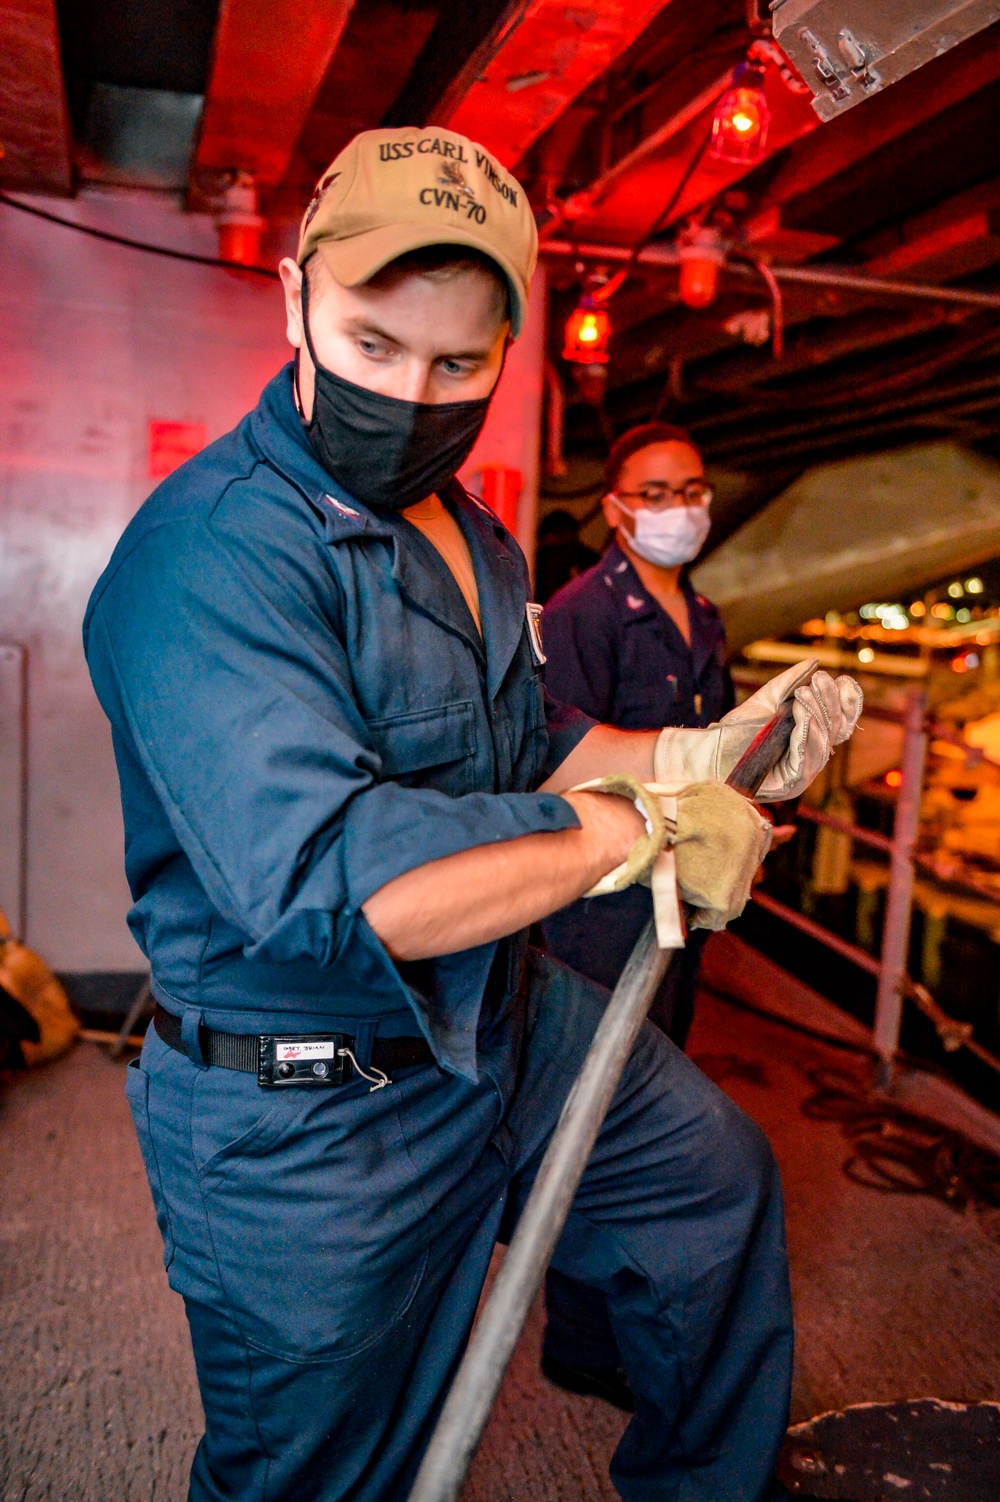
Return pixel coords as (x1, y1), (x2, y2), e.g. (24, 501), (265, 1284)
(439, 160), (477, 203)
(304, 170), (341, 226)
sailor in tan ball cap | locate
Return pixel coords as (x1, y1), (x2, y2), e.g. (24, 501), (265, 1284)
(87, 122), (857, 1502)
(297, 125), (537, 336)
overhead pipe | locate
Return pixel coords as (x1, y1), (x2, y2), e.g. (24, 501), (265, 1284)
(747, 256), (784, 358)
(694, 372), (1000, 460)
(540, 239), (1000, 310)
(765, 262), (1000, 311)
(694, 370), (1000, 448)
(703, 392), (1000, 466)
(697, 401), (1000, 468)
(692, 318), (1000, 411)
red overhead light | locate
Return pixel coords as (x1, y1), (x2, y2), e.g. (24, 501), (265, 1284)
(677, 225), (725, 309)
(216, 171), (266, 267)
(563, 295), (610, 364)
(711, 60), (770, 165)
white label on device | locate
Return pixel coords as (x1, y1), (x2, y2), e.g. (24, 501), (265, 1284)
(276, 1040), (336, 1062)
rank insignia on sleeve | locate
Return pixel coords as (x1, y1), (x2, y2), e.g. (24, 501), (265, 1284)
(325, 495), (360, 518)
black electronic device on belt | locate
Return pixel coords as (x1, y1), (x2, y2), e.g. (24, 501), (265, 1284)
(257, 1033), (352, 1089)
(153, 1002), (434, 1087)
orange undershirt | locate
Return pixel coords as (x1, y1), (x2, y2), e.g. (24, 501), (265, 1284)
(402, 495), (483, 637)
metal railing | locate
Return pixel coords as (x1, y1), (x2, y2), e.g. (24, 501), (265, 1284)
(752, 687), (1000, 1084)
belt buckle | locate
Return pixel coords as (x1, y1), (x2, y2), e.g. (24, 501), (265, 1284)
(257, 1033), (351, 1089)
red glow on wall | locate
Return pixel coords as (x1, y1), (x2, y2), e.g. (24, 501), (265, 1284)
(885, 769), (903, 789)
(148, 420), (207, 479)
(479, 465), (523, 533)
(218, 223), (263, 266)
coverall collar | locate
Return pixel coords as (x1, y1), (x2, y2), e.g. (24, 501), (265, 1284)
(603, 541), (723, 686)
(250, 363), (393, 538)
(249, 365), (528, 701)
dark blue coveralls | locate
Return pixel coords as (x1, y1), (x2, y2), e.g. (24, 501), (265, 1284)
(539, 541), (738, 1382)
(84, 366), (791, 1502)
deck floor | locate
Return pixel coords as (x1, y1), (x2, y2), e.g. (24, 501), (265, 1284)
(2, 939), (999, 1501)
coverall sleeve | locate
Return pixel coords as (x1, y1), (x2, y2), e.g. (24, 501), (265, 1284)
(86, 519), (579, 976)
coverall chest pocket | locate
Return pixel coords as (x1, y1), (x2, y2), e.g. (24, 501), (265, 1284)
(367, 700), (478, 796)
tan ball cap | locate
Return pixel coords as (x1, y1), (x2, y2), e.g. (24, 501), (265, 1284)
(297, 127), (537, 337)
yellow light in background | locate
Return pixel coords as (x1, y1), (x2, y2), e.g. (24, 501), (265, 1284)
(858, 647), (875, 663)
(931, 602), (954, 619)
(966, 577), (984, 594)
(956, 608), (972, 623)
(909, 600), (926, 617)
(947, 581), (964, 598)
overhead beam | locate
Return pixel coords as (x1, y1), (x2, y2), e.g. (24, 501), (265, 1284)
(279, 0), (441, 211)
(387, 0), (679, 170)
(758, 25), (1000, 222)
(861, 176), (1000, 284)
(0, 0), (72, 195)
(194, 0), (356, 188)
(384, 1), (525, 132)
(694, 306), (963, 397)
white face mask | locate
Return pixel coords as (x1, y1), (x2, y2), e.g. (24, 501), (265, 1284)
(611, 496), (712, 567)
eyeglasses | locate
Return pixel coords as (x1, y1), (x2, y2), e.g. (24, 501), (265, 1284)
(615, 480), (714, 510)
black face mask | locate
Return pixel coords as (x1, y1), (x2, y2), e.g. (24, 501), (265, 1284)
(297, 276), (495, 513)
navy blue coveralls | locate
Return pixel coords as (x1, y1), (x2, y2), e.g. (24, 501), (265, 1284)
(84, 366), (791, 1502)
(539, 541), (737, 1384)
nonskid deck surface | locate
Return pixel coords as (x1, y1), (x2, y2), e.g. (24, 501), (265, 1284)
(2, 939), (998, 1501)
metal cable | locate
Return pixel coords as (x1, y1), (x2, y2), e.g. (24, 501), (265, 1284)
(0, 192), (280, 279)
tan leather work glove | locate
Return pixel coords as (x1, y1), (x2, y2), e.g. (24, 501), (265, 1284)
(671, 782), (772, 930)
(572, 777), (772, 946)
(652, 660), (863, 802)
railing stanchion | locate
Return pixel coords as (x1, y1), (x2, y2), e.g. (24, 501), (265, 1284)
(873, 688), (928, 1086)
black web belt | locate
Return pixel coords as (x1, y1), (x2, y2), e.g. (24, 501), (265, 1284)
(153, 1003), (434, 1089)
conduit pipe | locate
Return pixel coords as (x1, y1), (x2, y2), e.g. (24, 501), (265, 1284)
(695, 373), (1000, 460)
(541, 239), (1000, 311)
